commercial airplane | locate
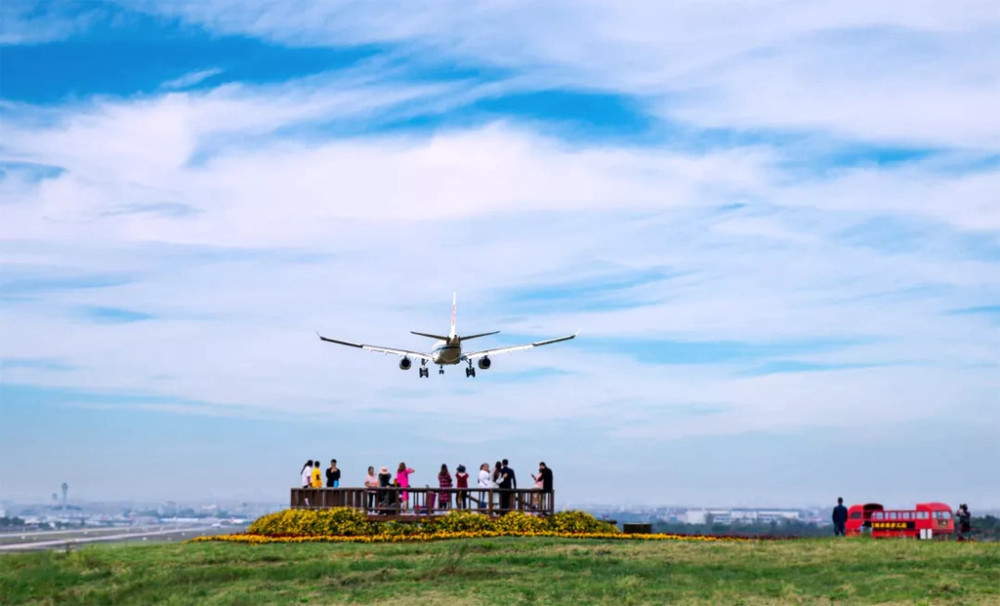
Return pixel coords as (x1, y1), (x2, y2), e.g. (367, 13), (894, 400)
(317, 293), (578, 377)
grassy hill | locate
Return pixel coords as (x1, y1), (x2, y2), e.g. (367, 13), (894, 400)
(2, 537), (998, 604)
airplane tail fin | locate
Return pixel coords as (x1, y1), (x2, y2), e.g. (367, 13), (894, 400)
(411, 331), (450, 340)
(450, 291), (457, 339)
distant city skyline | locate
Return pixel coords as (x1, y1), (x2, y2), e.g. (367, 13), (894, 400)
(2, 2), (998, 508)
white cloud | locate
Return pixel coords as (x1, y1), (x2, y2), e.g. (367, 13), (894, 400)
(124, 0), (1000, 149)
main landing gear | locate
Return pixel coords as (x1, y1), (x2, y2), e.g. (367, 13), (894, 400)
(465, 361), (476, 378)
(419, 361), (429, 378)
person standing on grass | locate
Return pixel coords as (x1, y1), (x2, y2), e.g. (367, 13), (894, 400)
(832, 497), (848, 536)
(326, 459), (341, 488)
(364, 466), (379, 511)
(455, 464), (469, 509)
(301, 460), (314, 489)
(438, 464), (453, 510)
(311, 460), (323, 489)
(397, 462), (414, 509)
(956, 504), (972, 541)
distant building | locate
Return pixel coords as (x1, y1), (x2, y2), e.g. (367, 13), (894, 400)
(683, 508), (802, 525)
(685, 510), (707, 525)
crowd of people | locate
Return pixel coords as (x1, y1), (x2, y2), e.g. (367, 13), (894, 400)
(298, 458), (554, 513)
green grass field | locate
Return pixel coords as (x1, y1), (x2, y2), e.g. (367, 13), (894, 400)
(2, 537), (998, 605)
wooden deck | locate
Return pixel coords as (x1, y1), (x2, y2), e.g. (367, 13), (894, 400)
(290, 487), (554, 520)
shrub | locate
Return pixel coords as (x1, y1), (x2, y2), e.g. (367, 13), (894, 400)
(547, 511), (619, 534)
(435, 511), (497, 533)
(248, 508), (374, 537)
(495, 511), (547, 534)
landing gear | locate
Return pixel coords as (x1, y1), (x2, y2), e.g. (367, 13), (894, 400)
(465, 361), (476, 378)
(419, 361), (429, 378)
(438, 365), (445, 375)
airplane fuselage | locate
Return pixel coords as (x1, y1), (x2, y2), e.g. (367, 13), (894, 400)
(431, 337), (462, 365)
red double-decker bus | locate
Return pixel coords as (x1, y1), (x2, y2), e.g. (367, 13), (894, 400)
(869, 502), (954, 539)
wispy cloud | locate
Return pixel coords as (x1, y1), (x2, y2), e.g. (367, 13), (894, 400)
(162, 68), (223, 90)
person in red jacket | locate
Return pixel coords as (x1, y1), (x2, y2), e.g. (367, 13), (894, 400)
(455, 464), (469, 509)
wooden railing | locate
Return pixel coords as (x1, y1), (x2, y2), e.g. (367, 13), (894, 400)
(290, 487), (554, 518)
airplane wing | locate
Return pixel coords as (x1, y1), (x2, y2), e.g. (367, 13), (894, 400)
(317, 333), (435, 362)
(462, 330), (579, 360)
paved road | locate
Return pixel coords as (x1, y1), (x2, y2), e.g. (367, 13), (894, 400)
(0, 525), (243, 552)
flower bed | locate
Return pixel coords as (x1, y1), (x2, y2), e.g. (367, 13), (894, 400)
(191, 509), (766, 544)
(192, 530), (757, 544)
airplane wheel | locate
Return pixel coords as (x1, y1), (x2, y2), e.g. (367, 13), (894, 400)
(470, 368), (476, 377)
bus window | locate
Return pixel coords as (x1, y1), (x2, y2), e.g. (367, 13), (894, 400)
(889, 512), (898, 520)
(918, 511), (929, 519)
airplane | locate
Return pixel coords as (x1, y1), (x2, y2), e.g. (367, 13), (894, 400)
(317, 293), (578, 377)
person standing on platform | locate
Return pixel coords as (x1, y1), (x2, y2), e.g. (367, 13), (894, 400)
(377, 466), (392, 511)
(498, 459), (517, 512)
(455, 464), (469, 509)
(396, 462), (414, 509)
(832, 497), (848, 536)
(364, 466), (379, 511)
(438, 464), (453, 510)
(301, 460), (314, 489)
(326, 459), (341, 488)
(311, 461), (323, 489)
(532, 462), (554, 510)
(478, 463), (493, 510)
(538, 462), (553, 493)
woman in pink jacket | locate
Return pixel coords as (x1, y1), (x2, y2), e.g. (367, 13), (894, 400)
(396, 462), (414, 508)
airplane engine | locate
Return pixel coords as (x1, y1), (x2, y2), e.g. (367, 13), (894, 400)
(399, 357), (412, 370)
(477, 357), (491, 370)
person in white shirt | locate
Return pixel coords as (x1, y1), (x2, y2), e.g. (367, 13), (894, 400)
(300, 460), (314, 488)
(477, 462), (495, 510)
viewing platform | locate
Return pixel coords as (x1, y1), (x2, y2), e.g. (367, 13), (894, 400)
(291, 487), (554, 520)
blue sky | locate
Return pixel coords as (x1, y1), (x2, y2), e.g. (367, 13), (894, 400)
(1, 1), (999, 509)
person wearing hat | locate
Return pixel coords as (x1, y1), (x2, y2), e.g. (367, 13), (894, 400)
(377, 466), (392, 512)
